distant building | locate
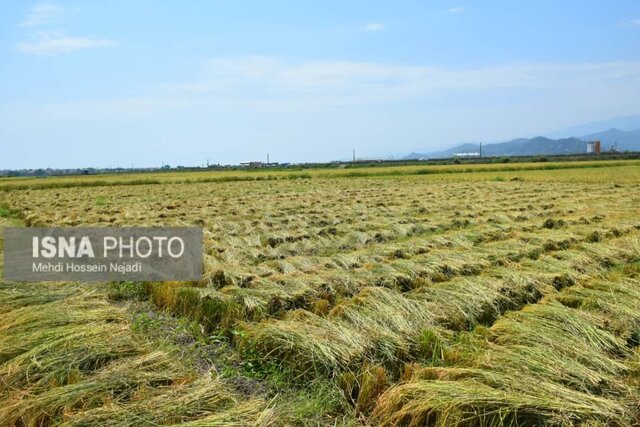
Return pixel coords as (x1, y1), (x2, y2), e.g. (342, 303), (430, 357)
(452, 152), (481, 158)
(239, 161), (264, 167)
(587, 140), (601, 154)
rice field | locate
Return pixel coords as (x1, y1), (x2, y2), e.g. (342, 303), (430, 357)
(1, 160), (639, 426)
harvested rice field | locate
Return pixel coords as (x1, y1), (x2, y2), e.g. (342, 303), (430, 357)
(1, 160), (640, 426)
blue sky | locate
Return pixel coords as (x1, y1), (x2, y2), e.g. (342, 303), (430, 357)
(1, 1), (639, 168)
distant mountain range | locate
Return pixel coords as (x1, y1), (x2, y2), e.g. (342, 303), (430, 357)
(546, 114), (640, 138)
(404, 127), (640, 159)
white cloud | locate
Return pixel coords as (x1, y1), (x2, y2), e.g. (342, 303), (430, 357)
(7, 57), (639, 128)
(17, 4), (115, 56)
(20, 3), (61, 27)
(618, 17), (640, 27)
(445, 7), (465, 14)
(364, 23), (384, 31)
(16, 31), (116, 55)
(167, 56), (640, 110)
